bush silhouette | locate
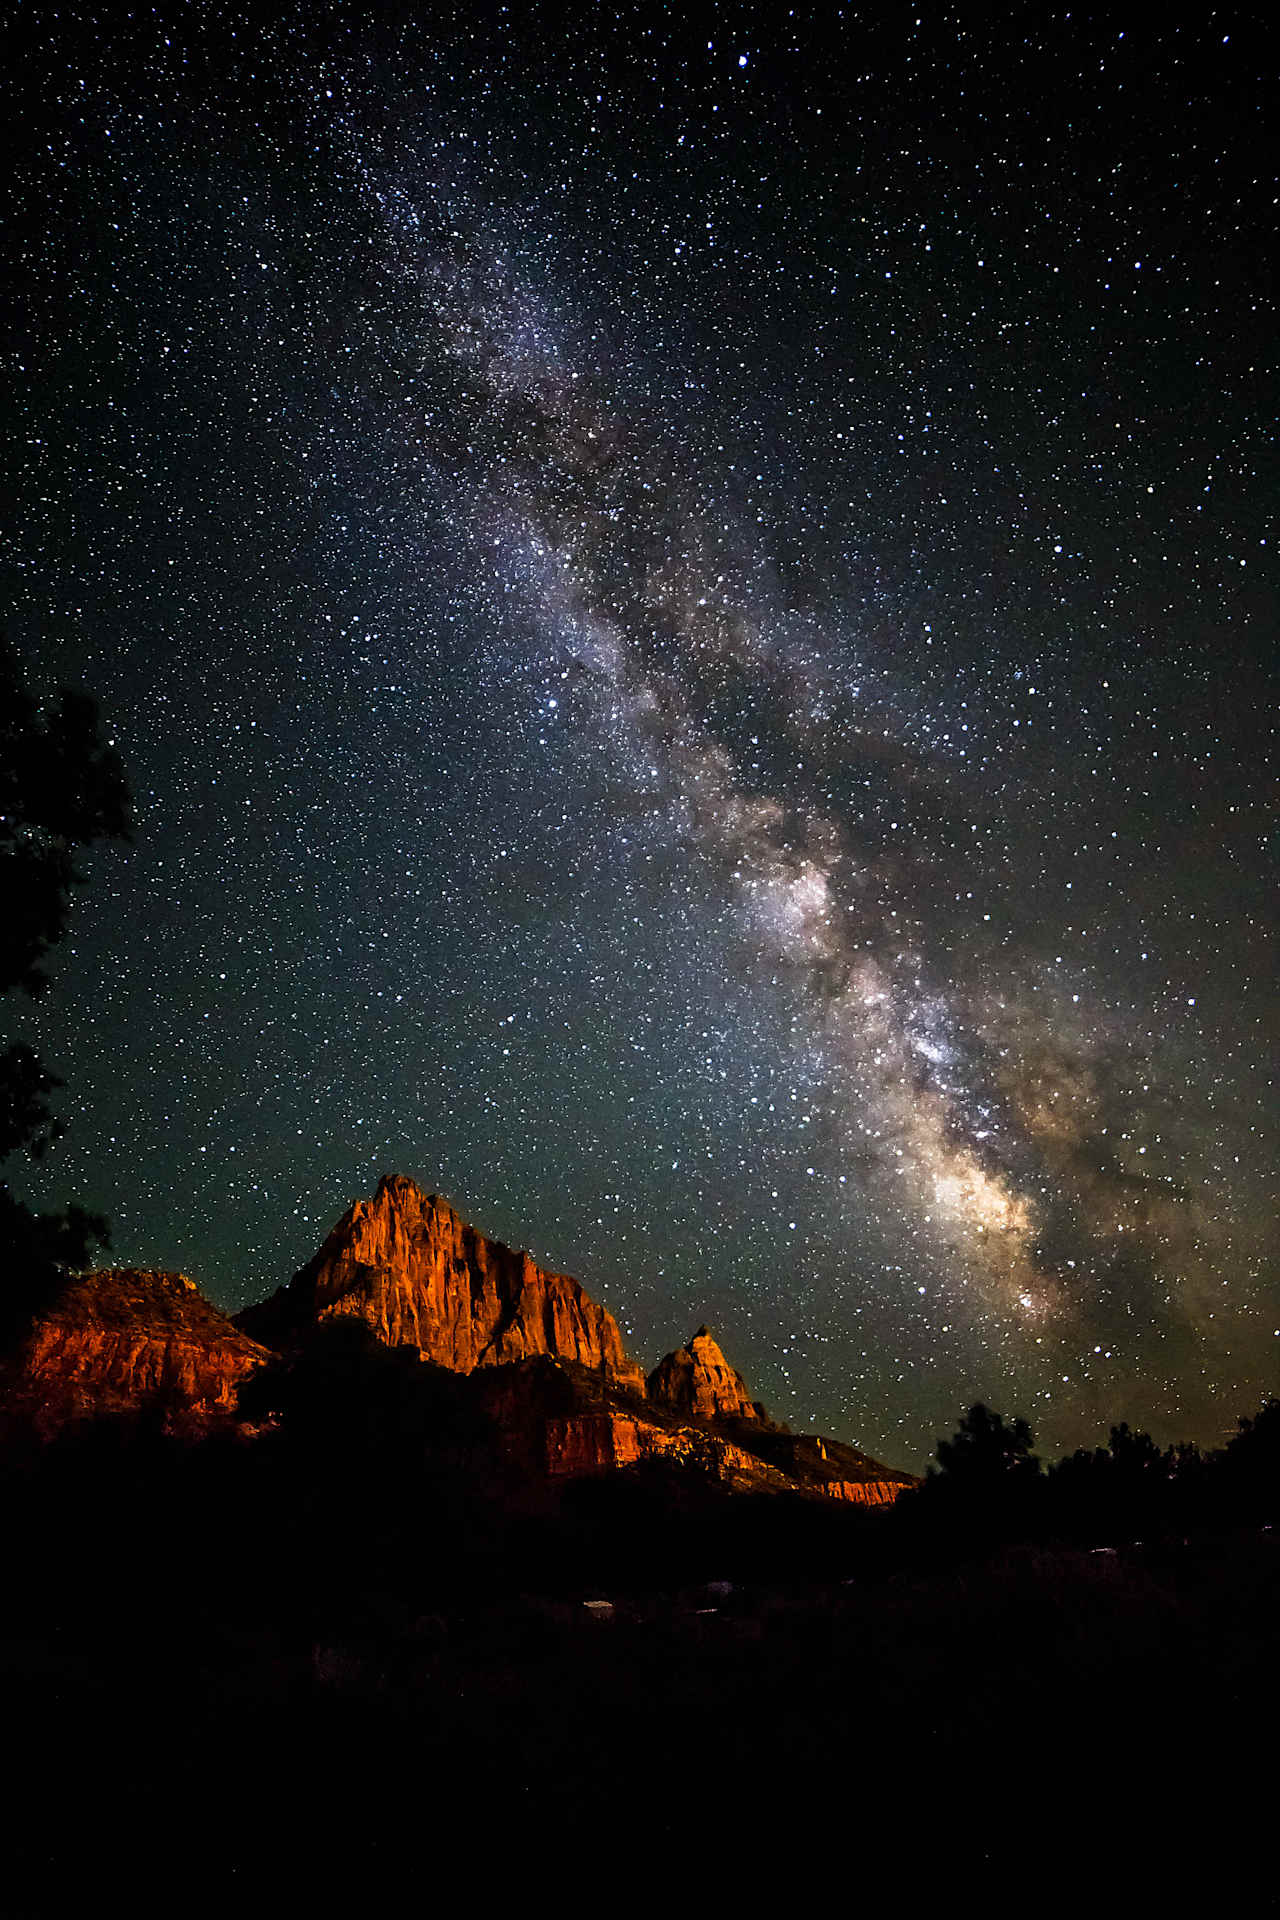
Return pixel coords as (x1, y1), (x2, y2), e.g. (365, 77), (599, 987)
(909, 1403), (1043, 1548)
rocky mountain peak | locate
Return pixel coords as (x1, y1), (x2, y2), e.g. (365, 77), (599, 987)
(238, 1174), (646, 1393)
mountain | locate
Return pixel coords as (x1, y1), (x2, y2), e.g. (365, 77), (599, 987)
(238, 1174), (646, 1392)
(2, 1175), (914, 1502)
(1, 1268), (269, 1435)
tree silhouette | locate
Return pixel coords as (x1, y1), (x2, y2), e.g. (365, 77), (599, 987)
(0, 639), (130, 1338)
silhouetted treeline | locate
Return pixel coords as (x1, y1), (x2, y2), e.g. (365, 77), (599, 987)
(900, 1397), (1280, 1553)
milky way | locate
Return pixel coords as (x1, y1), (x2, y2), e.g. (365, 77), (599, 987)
(5, 7), (1275, 1461)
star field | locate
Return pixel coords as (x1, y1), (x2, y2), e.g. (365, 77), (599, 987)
(4, 4), (1276, 1463)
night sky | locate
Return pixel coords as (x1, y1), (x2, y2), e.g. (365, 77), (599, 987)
(5, 4), (1276, 1465)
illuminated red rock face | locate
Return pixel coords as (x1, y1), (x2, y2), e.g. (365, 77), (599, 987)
(240, 1174), (646, 1393)
(646, 1326), (764, 1424)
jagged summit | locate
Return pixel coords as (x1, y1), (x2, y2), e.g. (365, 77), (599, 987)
(648, 1325), (765, 1424)
(237, 1173), (646, 1393)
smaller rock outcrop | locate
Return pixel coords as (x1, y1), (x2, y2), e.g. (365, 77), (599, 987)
(475, 1355), (914, 1499)
(647, 1326), (764, 1424)
(820, 1479), (903, 1507)
(4, 1269), (269, 1433)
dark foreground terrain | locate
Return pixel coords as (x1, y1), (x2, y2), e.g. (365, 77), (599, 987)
(3, 1416), (1276, 1911)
